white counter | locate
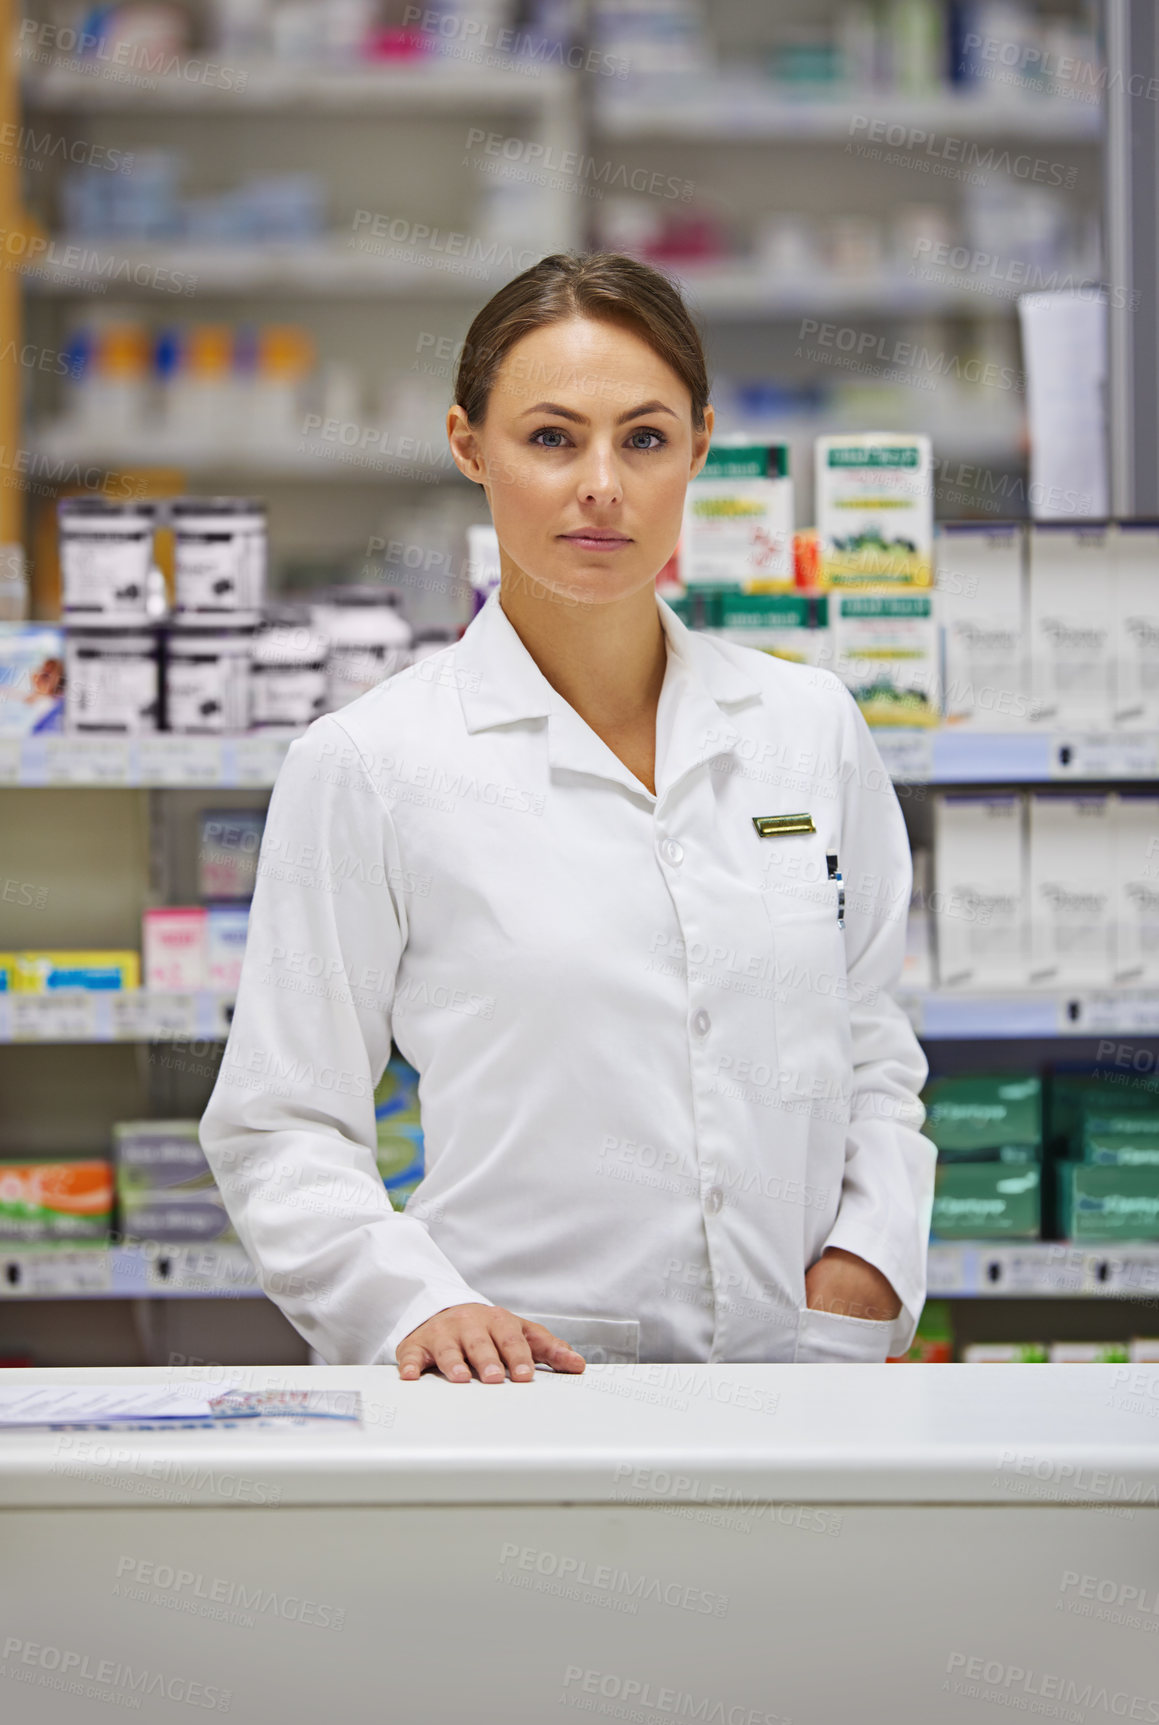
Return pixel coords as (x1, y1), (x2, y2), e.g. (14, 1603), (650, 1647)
(1, 1365), (1158, 1724)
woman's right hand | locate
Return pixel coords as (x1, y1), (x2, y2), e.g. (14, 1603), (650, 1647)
(396, 1303), (587, 1383)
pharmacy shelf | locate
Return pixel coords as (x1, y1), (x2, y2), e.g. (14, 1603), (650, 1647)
(4, 728), (1158, 791)
(29, 429), (463, 484)
(24, 240), (547, 300)
(873, 727), (1159, 783)
(927, 1240), (1159, 1299)
(4, 985), (1159, 1045)
(0, 1241), (261, 1301)
(0, 990), (233, 1043)
(21, 58), (568, 114)
(3, 1239), (1155, 1303)
(0, 732), (298, 787)
(24, 244), (1043, 318)
(899, 987), (1159, 1040)
(596, 84), (1103, 142)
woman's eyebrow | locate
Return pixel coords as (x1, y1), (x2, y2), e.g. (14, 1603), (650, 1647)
(518, 400), (680, 425)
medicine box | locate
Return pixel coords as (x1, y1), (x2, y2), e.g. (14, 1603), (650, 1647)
(1082, 1113), (1159, 1166)
(710, 592), (827, 666)
(920, 1073), (1041, 1162)
(932, 794), (1027, 989)
(829, 590), (939, 725)
(1026, 523), (1114, 727)
(0, 623), (64, 736)
(143, 908), (206, 991)
(815, 433), (932, 587)
(681, 439), (793, 589)
(1112, 521), (1159, 728)
(1058, 1162), (1159, 1241)
(207, 906), (249, 992)
(11, 951), (140, 991)
(112, 1120), (215, 1194)
(1049, 1342), (1131, 1362)
(961, 1343), (1049, 1362)
(935, 523), (1029, 728)
(197, 809), (265, 901)
(1027, 795), (1114, 987)
(930, 1163), (1041, 1239)
(1110, 791), (1159, 987)
(118, 1189), (238, 1246)
(0, 1158), (114, 1243)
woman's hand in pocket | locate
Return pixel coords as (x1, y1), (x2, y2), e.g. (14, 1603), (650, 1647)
(804, 1248), (901, 1322)
(396, 1304), (587, 1383)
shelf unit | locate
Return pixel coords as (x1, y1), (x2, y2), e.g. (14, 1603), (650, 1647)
(8, 4), (1150, 1364)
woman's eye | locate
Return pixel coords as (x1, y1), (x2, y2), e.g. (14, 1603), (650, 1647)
(529, 427), (668, 450)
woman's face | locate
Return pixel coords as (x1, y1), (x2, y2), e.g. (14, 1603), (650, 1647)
(448, 314), (713, 607)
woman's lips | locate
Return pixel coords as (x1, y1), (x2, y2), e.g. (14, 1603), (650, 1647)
(559, 533), (632, 551)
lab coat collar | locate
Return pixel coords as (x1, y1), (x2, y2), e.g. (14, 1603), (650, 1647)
(455, 584), (764, 797)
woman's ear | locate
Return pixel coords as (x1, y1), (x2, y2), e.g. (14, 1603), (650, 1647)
(688, 404), (714, 481)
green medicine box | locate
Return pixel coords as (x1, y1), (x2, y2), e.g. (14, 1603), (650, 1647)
(920, 1074), (1041, 1163)
(1082, 1113), (1159, 1167)
(931, 1163), (1041, 1240)
(1058, 1163), (1159, 1241)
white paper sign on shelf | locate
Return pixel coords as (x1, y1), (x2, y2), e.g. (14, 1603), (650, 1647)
(984, 1245), (1089, 1295)
(230, 734), (297, 785)
(136, 735), (223, 785)
(43, 736), (131, 784)
(10, 991), (98, 1041)
(1050, 733), (1159, 779)
(869, 729), (934, 782)
(0, 1248), (113, 1298)
(925, 1243), (972, 1295)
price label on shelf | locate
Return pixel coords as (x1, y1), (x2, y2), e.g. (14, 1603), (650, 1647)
(10, 992), (97, 1041)
(0, 1249), (113, 1298)
(136, 736), (223, 785)
(144, 1243), (259, 1295)
(1098, 1249), (1159, 1298)
(43, 736), (131, 785)
(870, 730), (934, 782)
(1051, 733), (1159, 778)
(1069, 991), (1159, 1035)
(231, 734), (295, 785)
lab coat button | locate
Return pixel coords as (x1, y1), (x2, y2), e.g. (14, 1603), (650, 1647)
(704, 1185), (723, 1215)
(661, 839), (684, 866)
(692, 1009), (711, 1036)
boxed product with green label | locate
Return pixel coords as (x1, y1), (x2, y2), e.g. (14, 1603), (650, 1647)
(931, 1162), (1041, 1239)
(962, 1342), (1049, 1362)
(0, 1158), (113, 1243)
(1082, 1112), (1159, 1166)
(711, 591), (829, 667)
(1046, 1064), (1159, 1157)
(815, 433), (932, 586)
(1050, 1341), (1131, 1362)
(1058, 1163), (1159, 1241)
(830, 589), (939, 725)
(680, 439), (793, 589)
(920, 1074), (1041, 1163)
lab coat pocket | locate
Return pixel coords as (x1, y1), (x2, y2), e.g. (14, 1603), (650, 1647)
(521, 1311), (640, 1365)
(793, 1303), (894, 1364)
(761, 896), (853, 1133)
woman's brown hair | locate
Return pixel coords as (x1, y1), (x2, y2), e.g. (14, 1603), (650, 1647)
(453, 250), (711, 434)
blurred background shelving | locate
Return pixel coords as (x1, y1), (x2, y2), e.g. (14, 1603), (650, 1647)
(8, 0), (1159, 1370)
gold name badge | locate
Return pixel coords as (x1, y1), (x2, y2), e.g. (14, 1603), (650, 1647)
(752, 812), (816, 837)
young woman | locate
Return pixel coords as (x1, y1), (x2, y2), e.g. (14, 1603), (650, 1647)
(200, 251), (934, 1381)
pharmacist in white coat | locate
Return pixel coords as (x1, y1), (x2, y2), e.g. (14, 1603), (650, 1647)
(200, 251), (934, 1380)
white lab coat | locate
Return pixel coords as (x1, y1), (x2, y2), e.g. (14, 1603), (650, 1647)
(199, 586), (934, 1365)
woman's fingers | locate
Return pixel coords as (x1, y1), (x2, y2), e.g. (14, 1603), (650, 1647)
(395, 1306), (589, 1380)
(523, 1322), (586, 1373)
